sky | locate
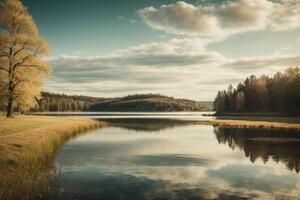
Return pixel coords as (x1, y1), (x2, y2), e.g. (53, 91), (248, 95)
(22, 0), (300, 100)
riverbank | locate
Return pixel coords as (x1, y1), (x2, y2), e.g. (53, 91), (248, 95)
(0, 115), (105, 166)
(0, 115), (106, 200)
(196, 118), (300, 131)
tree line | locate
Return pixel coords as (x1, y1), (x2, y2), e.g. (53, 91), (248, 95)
(213, 67), (300, 116)
(31, 93), (208, 112)
(31, 92), (103, 112)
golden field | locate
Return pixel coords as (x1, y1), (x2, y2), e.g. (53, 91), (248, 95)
(0, 115), (106, 200)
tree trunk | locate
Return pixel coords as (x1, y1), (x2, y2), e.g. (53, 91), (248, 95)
(6, 96), (13, 118)
(6, 80), (14, 118)
(7, 47), (14, 118)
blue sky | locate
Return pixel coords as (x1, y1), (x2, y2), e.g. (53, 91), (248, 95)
(22, 0), (300, 100)
(24, 0), (208, 56)
(23, 0), (164, 56)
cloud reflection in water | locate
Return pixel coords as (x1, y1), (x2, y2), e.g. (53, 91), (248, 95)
(56, 119), (300, 200)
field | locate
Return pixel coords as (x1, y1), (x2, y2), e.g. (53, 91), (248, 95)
(0, 115), (104, 163)
(0, 115), (105, 200)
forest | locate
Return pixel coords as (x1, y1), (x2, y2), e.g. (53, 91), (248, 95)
(32, 93), (209, 112)
(213, 67), (300, 116)
(32, 92), (103, 112)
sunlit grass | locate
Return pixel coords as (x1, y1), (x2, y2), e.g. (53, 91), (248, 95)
(0, 115), (106, 200)
(196, 118), (300, 131)
(0, 115), (62, 136)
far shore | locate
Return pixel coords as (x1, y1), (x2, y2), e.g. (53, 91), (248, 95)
(200, 112), (300, 131)
(25, 111), (300, 130)
(195, 118), (300, 131)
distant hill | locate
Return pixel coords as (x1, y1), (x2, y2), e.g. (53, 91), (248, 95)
(88, 94), (209, 112)
(198, 101), (213, 109)
(33, 92), (210, 112)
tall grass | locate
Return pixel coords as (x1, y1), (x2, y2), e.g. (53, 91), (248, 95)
(0, 118), (105, 200)
(194, 119), (300, 131)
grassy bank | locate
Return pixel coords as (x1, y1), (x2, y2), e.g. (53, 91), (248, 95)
(196, 118), (300, 131)
(213, 112), (300, 117)
(0, 115), (106, 200)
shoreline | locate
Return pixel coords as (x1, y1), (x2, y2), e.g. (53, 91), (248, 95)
(194, 118), (300, 131)
(0, 115), (106, 168)
(0, 115), (106, 200)
(208, 112), (300, 118)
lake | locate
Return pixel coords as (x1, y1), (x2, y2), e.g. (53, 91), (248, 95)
(56, 117), (300, 200)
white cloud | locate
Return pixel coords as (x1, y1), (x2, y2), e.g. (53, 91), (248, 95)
(224, 54), (300, 71)
(138, 2), (222, 37)
(137, 0), (300, 38)
(46, 36), (300, 99)
(47, 38), (227, 99)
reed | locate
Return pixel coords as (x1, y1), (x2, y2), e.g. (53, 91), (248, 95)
(0, 116), (106, 200)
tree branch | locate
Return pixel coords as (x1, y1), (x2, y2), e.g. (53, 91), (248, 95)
(13, 45), (25, 57)
(15, 64), (48, 72)
(13, 54), (34, 70)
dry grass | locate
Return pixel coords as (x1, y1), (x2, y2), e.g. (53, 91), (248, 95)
(195, 118), (300, 131)
(0, 115), (106, 200)
(0, 115), (64, 136)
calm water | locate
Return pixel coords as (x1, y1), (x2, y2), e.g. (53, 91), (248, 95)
(56, 118), (300, 200)
(28, 111), (215, 120)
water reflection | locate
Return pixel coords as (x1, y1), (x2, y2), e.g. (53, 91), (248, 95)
(214, 127), (300, 173)
(132, 154), (212, 166)
(99, 118), (195, 132)
(57, 119), (300, 200)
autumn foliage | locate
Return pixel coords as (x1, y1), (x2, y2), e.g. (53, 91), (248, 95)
(0, 0), (50, 117)
(214, 67), (300, 116)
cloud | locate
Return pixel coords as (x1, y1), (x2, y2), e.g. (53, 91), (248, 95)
(198, 78), (245, 86)
(46, 38), (227, 99)
(138, 2), (221, 37)
(137, 0), (300, 38)
(50, 38), (224, 84)
(224, 54), (300, 71)
(46, 34), (300, 99)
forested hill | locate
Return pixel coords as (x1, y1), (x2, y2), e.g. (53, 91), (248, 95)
(34, 93), (209, 112)
(88, 94), (209, 112)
